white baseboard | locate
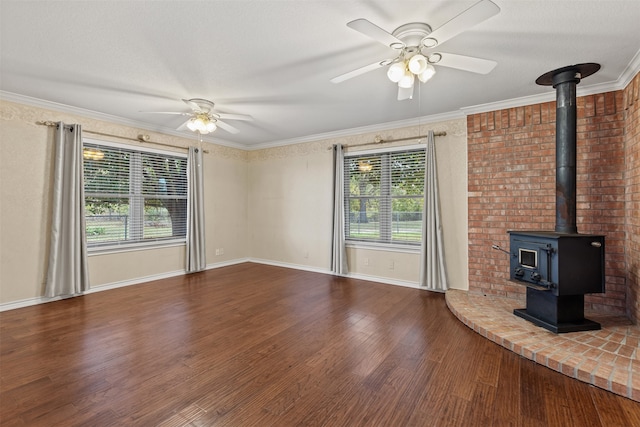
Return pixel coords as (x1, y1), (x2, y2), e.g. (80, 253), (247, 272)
(1, 258), (440, 312)
(346, 272), (424, 290)
(0, 295), (65, 312)
(84, 269), (186, 294)
(247, 258), (439, 291)
(206, 258), (250, 270)
(0, 258), (249, 312)
(248, 258), (332, 275)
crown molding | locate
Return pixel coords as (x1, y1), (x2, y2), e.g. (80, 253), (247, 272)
(461, 50), (640, 116)
(247, 110), (466, 151)
(0, 91), (247, 150)
(461, 81), (625, 116)
(619, 48), (640, 89)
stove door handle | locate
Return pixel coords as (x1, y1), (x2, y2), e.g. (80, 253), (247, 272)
(541, 244), (556, 253)
(491, 244), (514, 257)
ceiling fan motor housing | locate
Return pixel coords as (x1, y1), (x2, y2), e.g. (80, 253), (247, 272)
(390, 23), (440, 66)
(186, 98), (215, 113)
(392, 22), (433, 48)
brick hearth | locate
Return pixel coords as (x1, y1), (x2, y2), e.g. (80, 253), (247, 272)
(446, 290), (640, 402)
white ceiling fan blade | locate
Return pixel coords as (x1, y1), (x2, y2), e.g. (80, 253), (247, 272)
(331, 60), (389, 83)
(424, 0), (500, 47)
(217, 113), (253, 121)
(434, 52), (497, 74)
(176, 119), (191, 131)
(215, 120), (240, 134)
(347, 19), (405, 49)
(397, 85), (414, 101)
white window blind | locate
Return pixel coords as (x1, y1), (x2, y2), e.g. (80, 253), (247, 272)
(83, 141), (188, 249)
(344, 148), (426, 245)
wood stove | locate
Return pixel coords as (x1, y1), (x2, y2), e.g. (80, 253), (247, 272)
(501, 63), (606, 333)
(509, 231), (604, 333)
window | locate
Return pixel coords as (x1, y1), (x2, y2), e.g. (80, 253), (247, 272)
(344, 147), (425, 245)
(83, 140), (188, 249)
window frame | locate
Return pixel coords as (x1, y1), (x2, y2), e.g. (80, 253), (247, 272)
(82, 138), (188, 254)
(343, 144), (426, 248)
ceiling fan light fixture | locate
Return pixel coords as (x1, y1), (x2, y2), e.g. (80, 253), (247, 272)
(388, 51), (434, 88)
(387, 62), (406, 83)
(186, 114), (218, 134)
(408, 54), (428, 74)
(398, 71), (415, 89)
(418, 63), (436, 83)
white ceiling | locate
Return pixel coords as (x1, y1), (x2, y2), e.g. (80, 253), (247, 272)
(1, 1), (639, 149)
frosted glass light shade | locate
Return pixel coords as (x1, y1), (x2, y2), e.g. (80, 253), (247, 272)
(408, 54), (428, 74)
(187, 117), (217, 134)
(205, 121), (217, 133)
(387, 62), (406, 83)
(418, 64), (436, 82)
(398, 71), (415, 89)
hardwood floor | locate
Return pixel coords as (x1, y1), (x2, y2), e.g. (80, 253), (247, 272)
(1, 263), (639, 426)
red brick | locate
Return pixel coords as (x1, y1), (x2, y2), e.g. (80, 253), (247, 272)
(466, 76), (636, 315)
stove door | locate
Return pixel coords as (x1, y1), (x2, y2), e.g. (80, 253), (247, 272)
(509, 236), (555, 291)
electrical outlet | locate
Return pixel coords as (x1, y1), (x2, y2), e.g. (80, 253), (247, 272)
(389, 260), (394, 270)
(364, 258), (369, 266)
(215, 249), (220, 256)
(220, 248), (224, 255)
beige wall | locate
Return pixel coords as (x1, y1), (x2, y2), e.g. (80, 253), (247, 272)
(0, 100), (248, 305)
(204, 145), (249, 264)
(1, 102), (54, 303)
(247, 118), (469, 290)
(88, 246), (186, 288)
(248, 142), (334, 269)
(0, 97), (468, 308)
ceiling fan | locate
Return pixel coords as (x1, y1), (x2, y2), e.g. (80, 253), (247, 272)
(142, 98), (253, 135)
(331, 0), (500, 100)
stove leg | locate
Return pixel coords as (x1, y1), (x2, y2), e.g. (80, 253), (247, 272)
(514, 288), (601, 333)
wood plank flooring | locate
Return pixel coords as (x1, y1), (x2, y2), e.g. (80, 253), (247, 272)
(1, 263), (639, 426)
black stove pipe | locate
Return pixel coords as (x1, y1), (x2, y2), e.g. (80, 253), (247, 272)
(553, 70), (579, 234)
(536, 63), (600, 234)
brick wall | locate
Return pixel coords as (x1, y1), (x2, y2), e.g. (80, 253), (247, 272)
(467, 85), (629, 315)
(624, 73), (640, 323)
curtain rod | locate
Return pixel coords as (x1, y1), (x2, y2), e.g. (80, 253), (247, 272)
(36, 121), (209, 154)
(328, 131), (447, 150)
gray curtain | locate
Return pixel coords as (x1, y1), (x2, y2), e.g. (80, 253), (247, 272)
(186, 147), (207, 273)
(45, 122), (89, 297)
(331, 144), (348, 275)
(419, 131), (448, 291)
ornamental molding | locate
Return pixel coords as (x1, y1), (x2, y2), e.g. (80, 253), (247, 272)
(0, 100), (247, 161)
(248, 117), (467, 162)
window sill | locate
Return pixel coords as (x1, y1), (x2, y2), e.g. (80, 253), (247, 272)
(87, 239), (186, 256)
(346, 241), (421, 254)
